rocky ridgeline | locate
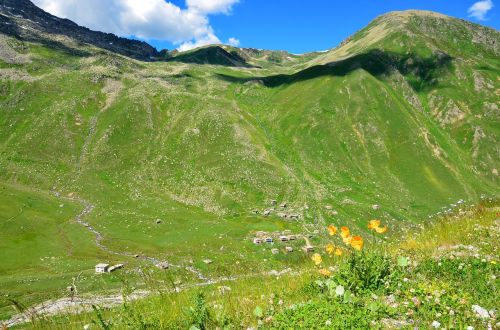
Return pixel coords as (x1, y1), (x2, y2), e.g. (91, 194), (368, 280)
(0, 0), (165, 61)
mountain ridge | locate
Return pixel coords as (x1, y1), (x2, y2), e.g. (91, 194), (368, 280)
(0, 0), (162, 60)
(3, 1), (498, 67)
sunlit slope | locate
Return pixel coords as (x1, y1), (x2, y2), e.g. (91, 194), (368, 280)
(0, 10), (498, 229)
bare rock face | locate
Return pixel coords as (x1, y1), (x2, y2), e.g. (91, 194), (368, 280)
(0, 0), (163, 61)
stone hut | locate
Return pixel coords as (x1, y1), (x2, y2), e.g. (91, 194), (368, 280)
(95, 263), (109, 273)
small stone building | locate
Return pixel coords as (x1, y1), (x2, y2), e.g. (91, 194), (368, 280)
(253, 238), (263, 244)
(108, 264), (124, 272)
(302, 245), (315, 253)
(156, 262), (170, 270)
(95, 263), (109, 273)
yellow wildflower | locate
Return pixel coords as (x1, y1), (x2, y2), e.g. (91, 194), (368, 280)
(326, 243), (335, 255)
(368, 219), (381, 230)
(351, 236), (364, 251)
(335, 248), (343, 256)
(318, 268), (331, 277)
(376, 226), (388, 234)
(340, 226), (350, 238)
(311, 253), (322, 265)
(327, 225), (338, 236)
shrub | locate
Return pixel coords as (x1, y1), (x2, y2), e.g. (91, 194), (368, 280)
(333, 252), (394, 294)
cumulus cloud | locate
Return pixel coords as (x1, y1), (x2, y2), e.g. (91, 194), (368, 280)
(31, 0), (240, 50)
(186, 0), (238, 14)
(177, 32), (221, 51)
(227, 37), (240, 47)
(468, 0), (494, 20)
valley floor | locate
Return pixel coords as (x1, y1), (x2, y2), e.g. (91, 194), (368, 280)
(4, 202), (498, 329)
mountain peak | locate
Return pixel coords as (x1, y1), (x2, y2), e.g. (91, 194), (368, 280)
(380, 9), (451, 20)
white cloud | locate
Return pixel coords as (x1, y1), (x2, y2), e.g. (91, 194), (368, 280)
(468, 0), (494, 20)
(227, 37), (240, 47)
(31, 0), (240, 50)
(177, 31), (221, 51)
(186, 0), (239, 14)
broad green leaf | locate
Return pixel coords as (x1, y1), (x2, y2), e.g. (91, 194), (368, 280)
(253, 306), (263, 318)
(397, 256), (409, 267)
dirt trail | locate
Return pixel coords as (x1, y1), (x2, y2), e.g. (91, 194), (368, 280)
(1, 191), (214, 328)
(2, 188), (312, 327)
(66, 194), (208, 271)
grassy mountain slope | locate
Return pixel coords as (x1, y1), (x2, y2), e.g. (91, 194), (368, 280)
(0, 6), (499, 320)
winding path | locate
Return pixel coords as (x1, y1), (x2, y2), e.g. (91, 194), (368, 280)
(3, 192), (301, 327)
(68, 195), (211, 281)
(3, 193), (216, 327)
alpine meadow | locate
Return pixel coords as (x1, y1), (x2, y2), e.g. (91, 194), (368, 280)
(0, 0), (499, 329)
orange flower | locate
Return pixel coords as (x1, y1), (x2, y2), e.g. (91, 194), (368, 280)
(351, 236), (364, 251)
(318, 268), (331, 277)
(327, 225), (338, 236)
(326, 243), (335, 255)
(335, 248), (343, 256)
(342, 235), (353, 245)
(376, 226), (388, 234)
(340, 226), (350, 238)
(368, 220), (381, 230)
(311, 253), (322, 265)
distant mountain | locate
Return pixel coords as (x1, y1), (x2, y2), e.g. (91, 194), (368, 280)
(167, 45), (252, 67)
(0, 0), (161, 60)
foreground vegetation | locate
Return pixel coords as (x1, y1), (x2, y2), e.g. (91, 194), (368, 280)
(8, 202), (497, 329)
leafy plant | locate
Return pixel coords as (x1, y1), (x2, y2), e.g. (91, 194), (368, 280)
(92, 305), (112, 330)
(186, 292), (212, 330)
(334, 252), (393, 293)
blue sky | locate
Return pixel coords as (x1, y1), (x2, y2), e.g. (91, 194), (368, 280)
(33, 0), (498, 53)
(165, 0), (499, 53)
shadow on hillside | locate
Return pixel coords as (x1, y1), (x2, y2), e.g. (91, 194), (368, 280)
(167, 46), (257, 68)
(217, 49), (453, 91)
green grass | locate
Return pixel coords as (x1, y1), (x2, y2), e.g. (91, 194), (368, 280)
(0, 182), (99, 319)
(0, 10), (499, 324)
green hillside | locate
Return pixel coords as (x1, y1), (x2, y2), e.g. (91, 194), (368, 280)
(0, 7), (499, 323)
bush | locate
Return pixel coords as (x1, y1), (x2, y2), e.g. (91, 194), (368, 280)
(333, 252), (394, 293)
